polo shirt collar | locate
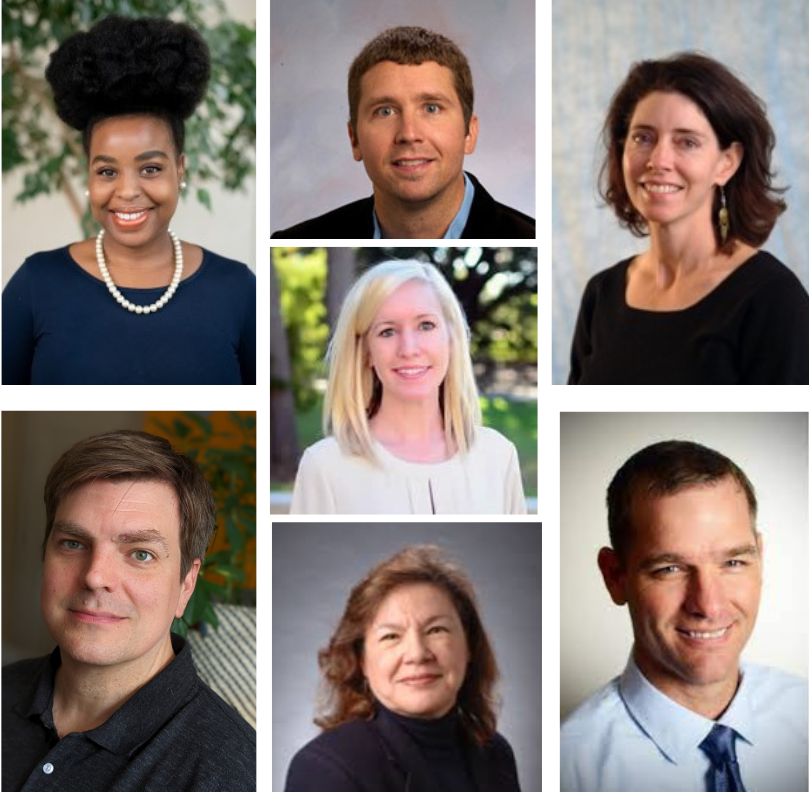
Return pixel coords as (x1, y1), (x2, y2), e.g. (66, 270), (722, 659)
(619, 652), (755, 765)
(17, 633), (198, 756)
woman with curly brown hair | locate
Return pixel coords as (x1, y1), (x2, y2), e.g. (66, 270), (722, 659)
(283, 545), (522, 791)
(568, 51), (809, 384)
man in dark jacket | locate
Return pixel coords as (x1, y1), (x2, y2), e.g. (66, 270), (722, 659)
(272, 26), (535, 240)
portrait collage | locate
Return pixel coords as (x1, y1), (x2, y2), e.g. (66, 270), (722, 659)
(1, 1), (807, 791)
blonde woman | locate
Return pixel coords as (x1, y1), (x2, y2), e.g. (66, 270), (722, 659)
(290, 260), (527, 514)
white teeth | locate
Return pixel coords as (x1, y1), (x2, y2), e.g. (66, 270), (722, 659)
(396, 367), (427, 375)
(685, 628), (728, 639)
(396, 159), (429, 166)
(115, 211), (146, 220)
(644, 184), (681, 194)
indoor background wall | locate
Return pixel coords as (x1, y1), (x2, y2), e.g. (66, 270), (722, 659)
(552, 0), (809, 383)
(270, 0), (535, 234)
(273, 521), (542, 792)
(560, 412), (808, 720)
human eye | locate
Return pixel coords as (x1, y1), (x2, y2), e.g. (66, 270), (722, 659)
(651, 564), (682, 577)
(374, 106), (395, 118)
(130, 549), (155, 563)
(678, 137), (700, 150)
(378, 327), (395, 338)
(424, 103), (441, 115)
(96, 167), (117, 178)
(724, 558), (748, 569)
(427, 624), (448, 634)
(418, 320), (437, 331)
(141, 164), (163, 175)
(380, 631), (399, 642)
(61, 539), (84, 551)
(630, 131), (653, 147)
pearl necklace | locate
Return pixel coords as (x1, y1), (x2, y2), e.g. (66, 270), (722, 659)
(95, 228), (183, 314)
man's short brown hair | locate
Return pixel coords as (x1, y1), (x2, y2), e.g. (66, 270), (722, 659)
(43, 430), (216, 581)
(607, 440), (758, 561)
(348, 26), (475, 136)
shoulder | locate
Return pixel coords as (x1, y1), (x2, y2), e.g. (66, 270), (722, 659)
(286, 721), (383, 790)
(743, 663), (808, 714)
(2, 653), (51, 695)
(299, 436), (345, 466)
(5, 247), (73, 282)
(272, 198), (374, 239)
(737, 251), (809, 299)
(561, 676), (625, 742)
(200, 250), (256, 285)
(473, 426), (518, 456)
(465, 173), (535, 238)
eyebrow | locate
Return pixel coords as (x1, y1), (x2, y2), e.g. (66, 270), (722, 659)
(371, 312), (439, 330)
(364, 92), (455, 108)
(52, 519), (171, 557)
(91, 150), (170, 165)
(629, 124), (708, 137)
(373, 614), (453, 632)
(639, 543), (759, 571)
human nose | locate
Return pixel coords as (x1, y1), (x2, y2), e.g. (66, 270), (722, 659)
(397, 329), (419, 357)
(646, 138), (674, 170)
(684, 569), (726, 620)
(81, 548), (119, 592)
(115, 169), (142, 201)
(403, 630), (434, 662)
(394, 108), (424, 144)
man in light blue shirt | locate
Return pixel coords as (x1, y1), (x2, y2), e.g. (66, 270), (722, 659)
(561, 440), (808, 792)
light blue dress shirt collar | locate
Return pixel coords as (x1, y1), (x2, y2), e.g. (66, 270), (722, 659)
(372, 172), (475, 239)
(619, 654), (756, 766)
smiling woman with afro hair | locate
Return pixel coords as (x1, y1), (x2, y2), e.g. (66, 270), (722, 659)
(2, 14), (256, 386)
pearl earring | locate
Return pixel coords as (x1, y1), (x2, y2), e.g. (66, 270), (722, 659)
(84, 189), (89, 197)
(180, 181), (187, 190)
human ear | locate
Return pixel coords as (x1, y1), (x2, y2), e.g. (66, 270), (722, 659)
(348, 122), (363, 162)
(717, 141), (743, 184)
(598, 547), (628, 606)
(175, 558), (201, 619)
(177, 153), (187, 186)
(464, 115), (479, 156)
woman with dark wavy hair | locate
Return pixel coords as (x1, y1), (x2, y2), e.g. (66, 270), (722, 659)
(569, 51), (809, 384)
(2, 15), (255, 385)
(284, 545), (522, 791)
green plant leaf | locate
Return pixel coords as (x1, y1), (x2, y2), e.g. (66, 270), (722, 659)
(172, 616), (189, 638)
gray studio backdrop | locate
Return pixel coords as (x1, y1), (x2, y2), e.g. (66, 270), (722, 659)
(560, 412), (808, 720)
(272, 521), (541, 791)
(270, 0), (535, 234)
(552, 0), (809, 382)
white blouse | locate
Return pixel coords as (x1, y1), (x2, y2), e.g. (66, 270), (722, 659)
(289, 426), (527, 515)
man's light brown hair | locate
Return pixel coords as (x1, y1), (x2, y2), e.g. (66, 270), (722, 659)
(43, 430), (216, 581)
(348, 26), (475, 137)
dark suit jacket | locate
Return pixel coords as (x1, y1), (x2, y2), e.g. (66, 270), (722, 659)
(271, 173), (535, 239)
(284, 712), (522, 792)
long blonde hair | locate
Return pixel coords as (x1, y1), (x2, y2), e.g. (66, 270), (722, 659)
(324, 260), (481, 461)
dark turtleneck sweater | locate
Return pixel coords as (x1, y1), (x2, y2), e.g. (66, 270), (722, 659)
(377, 703), (477, 792)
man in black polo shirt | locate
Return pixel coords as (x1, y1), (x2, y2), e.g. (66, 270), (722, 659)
(2, 430), (256, 791)
(271, 26), (535, 240)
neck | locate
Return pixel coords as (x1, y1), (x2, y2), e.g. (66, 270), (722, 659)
(634, 649), (740, 720)
(371, 397), (448, 462)
(375, 173), (466, 239)
(101, 230), (175, 273)
(52, 631), (176, 737)
(646, 221), (721, 286)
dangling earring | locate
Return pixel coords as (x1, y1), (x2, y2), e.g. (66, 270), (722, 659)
(718, 185), (729, 245)
(84, 189), (89, 198)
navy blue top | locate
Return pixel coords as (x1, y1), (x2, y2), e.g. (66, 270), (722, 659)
(2, 246), (256, 385)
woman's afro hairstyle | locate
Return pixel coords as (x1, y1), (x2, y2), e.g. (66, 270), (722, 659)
(46, 15), (210, 151)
